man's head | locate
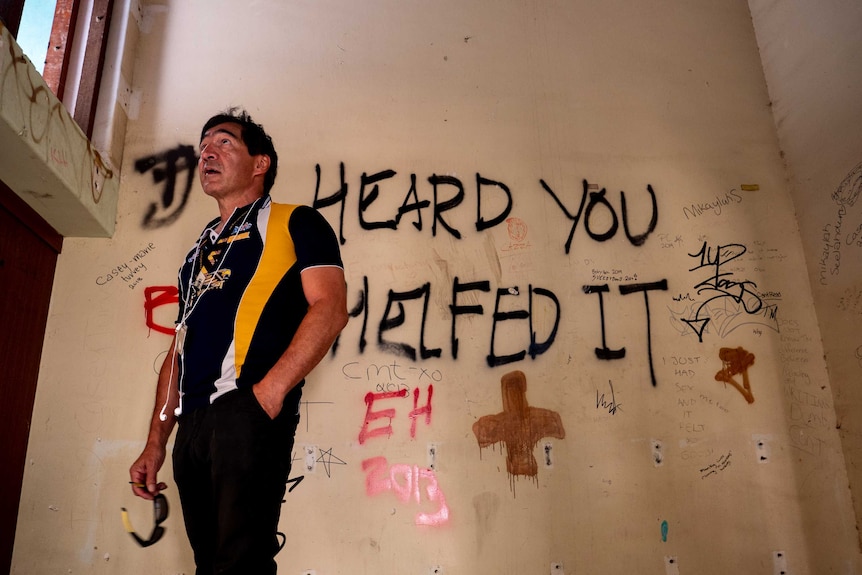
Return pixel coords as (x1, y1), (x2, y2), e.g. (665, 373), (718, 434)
(199, 108), (278, 195)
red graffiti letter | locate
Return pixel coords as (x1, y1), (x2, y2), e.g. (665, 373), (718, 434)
(361, 456), (390, 496)
(409, 385), (433, 438)
(416, 467), (450, 526)
(144, 286), (179, 335)
(358, 389), (409, 444)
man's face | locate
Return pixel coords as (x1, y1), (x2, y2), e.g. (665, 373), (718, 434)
(198, 122), (262, 199)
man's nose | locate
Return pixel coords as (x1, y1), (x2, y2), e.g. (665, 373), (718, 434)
(200, 144), (217, 160)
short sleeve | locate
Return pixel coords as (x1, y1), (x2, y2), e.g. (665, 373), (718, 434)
(288, 205), (344, 272)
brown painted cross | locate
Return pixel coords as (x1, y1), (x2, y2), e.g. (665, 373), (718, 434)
(473, 370), (566, 479)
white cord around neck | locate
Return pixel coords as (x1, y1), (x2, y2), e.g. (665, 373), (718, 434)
(179, 198), (259, 325)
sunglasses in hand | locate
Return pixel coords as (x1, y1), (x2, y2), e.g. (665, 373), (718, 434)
(121, 493), (168, 547)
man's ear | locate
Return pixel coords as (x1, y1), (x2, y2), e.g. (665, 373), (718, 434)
(253, 154), (271, 176)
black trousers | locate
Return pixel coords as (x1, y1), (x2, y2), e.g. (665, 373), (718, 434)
(173, 387), (299, 575)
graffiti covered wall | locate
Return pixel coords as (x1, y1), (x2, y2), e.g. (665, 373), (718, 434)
(750, 0), (862, 542)
(12, 1), (861, 574)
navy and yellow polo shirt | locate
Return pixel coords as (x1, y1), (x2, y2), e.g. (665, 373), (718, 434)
(175, 195), (343, 415)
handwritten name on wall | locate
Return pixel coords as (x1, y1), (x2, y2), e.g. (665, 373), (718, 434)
(95, 243), (157, 289)
(818, 160), (862, 285)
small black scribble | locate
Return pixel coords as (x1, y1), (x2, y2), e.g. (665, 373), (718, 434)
(286, 475), (305, 493)
(700, 451), (732, 479)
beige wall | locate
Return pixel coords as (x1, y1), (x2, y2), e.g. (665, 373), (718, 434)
(12, 1), (862, 573)
(750, 0), (862, 549)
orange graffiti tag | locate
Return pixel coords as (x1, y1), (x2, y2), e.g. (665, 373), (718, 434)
(472, 370), (565, 485)
(714, 346), (756, 403)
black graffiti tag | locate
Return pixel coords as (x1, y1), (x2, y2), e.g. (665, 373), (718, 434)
(136, 144), (198, 229)
(683, 242), (775, 342)
(334, 275), (667, 387)
(541, 179), (659, 253)
(313, 163), (513, 245)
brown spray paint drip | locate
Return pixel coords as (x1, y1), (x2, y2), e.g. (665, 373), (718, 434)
(714, 346), (756, 404)
(473, 370), (565, 491)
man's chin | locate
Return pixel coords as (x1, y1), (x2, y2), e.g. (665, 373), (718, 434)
(201, 182), (221, 196)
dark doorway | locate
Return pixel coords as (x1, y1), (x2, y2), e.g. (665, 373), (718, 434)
(0, 181), (62, 574)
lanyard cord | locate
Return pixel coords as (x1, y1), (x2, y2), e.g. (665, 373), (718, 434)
(179, 197), (260, 322)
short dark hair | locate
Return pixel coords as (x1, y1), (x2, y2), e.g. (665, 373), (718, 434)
(200, 108), (278, 194)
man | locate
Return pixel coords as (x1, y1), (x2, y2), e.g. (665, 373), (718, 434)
(130, 108), (348, 574)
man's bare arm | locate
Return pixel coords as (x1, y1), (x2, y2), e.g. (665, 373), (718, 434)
(129, 337), (179, 499)
(253, 266), (348, 418)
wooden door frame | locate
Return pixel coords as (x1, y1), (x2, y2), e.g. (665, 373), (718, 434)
(0, 180), (62, 574)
